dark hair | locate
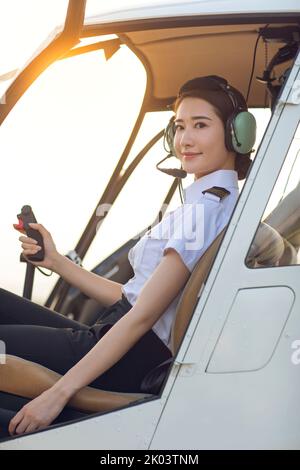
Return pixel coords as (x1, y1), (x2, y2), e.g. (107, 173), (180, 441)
(173, 79), (252, 180)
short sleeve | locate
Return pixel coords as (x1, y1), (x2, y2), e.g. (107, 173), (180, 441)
(163, 200), (225, 272)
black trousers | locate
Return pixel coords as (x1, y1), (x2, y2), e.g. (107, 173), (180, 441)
(0, 287), (172, 391)
(0, 287), (172, 437)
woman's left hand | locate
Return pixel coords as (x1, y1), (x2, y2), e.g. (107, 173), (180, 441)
(8, 387), (69, 436)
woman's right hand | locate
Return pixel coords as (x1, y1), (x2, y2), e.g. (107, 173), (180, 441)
(15, 223), (60, 271)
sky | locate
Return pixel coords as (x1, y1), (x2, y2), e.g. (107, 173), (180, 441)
(0, 0), (272, 303)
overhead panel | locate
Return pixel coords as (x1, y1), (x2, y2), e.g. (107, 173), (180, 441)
(125, 23), (297, 107)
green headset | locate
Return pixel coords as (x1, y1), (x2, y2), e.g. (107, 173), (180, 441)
(163, 75), (257, 159)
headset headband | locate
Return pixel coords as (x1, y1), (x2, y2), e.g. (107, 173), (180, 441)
(178, 75), (247, 113)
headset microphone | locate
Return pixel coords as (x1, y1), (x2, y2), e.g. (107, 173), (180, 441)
(156, 155), (187, 179)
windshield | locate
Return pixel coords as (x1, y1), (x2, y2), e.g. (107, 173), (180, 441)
(0, 0), (68, 99)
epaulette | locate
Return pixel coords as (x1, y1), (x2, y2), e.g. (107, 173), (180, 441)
(202, 186), (230, 202)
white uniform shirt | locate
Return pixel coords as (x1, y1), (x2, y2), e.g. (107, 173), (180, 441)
(122, 169), (239, 350)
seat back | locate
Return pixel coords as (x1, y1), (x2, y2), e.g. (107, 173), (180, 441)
(170, 228), (227, 355)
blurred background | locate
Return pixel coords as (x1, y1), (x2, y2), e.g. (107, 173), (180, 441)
(0, 0), (271, 303)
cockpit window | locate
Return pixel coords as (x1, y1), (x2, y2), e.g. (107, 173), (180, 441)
(246, 121), (300, 268)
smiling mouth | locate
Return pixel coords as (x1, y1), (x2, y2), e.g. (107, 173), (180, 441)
(183, 153), (202, 159)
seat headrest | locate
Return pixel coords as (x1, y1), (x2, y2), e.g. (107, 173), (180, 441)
(265, 182), (300, 249)
(246, 222), (285, 267)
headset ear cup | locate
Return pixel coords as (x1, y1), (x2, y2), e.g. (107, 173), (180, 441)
(226, 111), (256, 154)
(232, 111), (257, 154)
(165, 117), (177, 157)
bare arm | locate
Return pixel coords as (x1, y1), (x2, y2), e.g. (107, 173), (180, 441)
(18, 223), (123, 307)
(52, 253), (123, 307)
(52, 248), (190, 399)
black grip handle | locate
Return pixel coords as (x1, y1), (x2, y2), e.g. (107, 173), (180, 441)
(17, 205), (45, 262)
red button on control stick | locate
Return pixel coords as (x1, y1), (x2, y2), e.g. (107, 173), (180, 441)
(13, 218), (24, 231)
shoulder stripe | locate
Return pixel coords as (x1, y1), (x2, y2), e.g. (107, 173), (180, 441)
(202, 186), (231, 201)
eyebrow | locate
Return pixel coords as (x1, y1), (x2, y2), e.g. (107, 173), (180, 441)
(174, 116), (212, 123)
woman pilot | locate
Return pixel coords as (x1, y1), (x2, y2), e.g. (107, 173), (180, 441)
(0, 75), (256, 436)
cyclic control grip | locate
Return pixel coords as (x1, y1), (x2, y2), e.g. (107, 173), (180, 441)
(13, 205), (45, 262)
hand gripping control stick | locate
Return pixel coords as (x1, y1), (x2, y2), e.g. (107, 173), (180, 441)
(14, 205), (45, 262)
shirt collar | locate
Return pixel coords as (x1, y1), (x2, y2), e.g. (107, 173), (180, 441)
(183, 170), (239, 203)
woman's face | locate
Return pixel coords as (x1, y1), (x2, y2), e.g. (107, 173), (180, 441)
(174, 97), (236, 179)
